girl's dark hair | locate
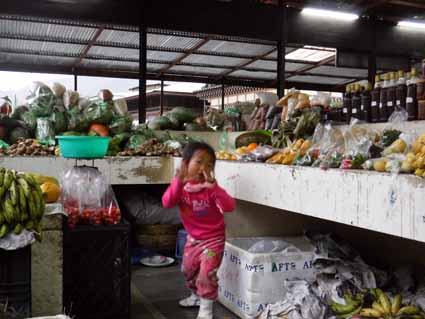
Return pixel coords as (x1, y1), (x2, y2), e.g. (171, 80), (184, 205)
(182, 142), (216, 165)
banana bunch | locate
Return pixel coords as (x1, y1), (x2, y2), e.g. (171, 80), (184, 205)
(330, 293), (364, 318)
(331, 289), (425, 319)
(360, 289), (424, 319)
(0, 168), (45, 239)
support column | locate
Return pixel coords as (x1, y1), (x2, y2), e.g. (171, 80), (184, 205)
(160, 79), (164, 115)
(277, 0), (287, 98)
(221, 83), (225, 111)
(74, 74), (78, 91)
(139, 25), (147, 124)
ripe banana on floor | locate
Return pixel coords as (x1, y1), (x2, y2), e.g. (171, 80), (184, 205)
(0, 168), (47, 239)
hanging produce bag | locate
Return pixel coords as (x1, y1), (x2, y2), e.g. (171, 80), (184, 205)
(22, 110), (38, 131)
(67, 108), (89, 132)
(85, 101), (114, 125)
(61, 166), (121, 227)
(109, 115), (133, 135)
(27, 82), (55, 116)
(36, 117), (55, 146)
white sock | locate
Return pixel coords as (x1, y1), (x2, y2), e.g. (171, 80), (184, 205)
(179, 293), (200, 307)
(197, 298), (214, 319)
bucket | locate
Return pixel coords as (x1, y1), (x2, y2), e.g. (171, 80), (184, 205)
(56, 136), (111, 159)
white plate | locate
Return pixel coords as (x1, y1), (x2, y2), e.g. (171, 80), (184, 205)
(140, 256), (175, 267)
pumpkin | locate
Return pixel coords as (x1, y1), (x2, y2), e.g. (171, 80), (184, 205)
(88, 123), (110, 137)
(40, 182), (61, 203)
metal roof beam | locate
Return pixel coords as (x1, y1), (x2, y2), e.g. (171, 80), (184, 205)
(73, 26), (105, 69)
(217, 48), (277, 79)
(158, 38), (211, 75)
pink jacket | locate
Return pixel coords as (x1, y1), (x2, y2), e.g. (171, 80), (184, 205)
(162, 177), (235, 240)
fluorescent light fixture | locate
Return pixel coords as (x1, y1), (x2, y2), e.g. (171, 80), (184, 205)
(302, 8), (359, 21)
(398, 20), (425, 30)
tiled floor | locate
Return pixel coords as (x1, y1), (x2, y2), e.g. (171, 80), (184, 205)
(131, 264), (237, 319)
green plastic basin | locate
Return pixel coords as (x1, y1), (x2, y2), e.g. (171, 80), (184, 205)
(56, 136), (111, 159)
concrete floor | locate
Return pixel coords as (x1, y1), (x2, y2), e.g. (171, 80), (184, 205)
(131, 264), (237, 319)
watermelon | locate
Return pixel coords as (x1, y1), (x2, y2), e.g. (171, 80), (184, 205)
(168, 107), (197, 124)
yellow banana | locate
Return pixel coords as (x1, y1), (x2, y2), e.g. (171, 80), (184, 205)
(376, 288), (392, 314)
(391, 294), (402, 314)
(397, 305), (421, 316)
(372, 301), (386, 314)
(359, 308), (382, 317)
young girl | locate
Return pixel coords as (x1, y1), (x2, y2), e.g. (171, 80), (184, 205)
(162, 142), (235, 319)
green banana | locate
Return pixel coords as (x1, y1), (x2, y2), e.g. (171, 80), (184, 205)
(0, 206), (4, 225)
(13, 223), (23, 235)
(0, 167), (5, 186)
(360, 308), (383, 317)
(392, 294), (402, 314)
(17, 177), (31, 197)
(341, 305), (362, 319)
(25, 220), (34, 231)
(18, 184), (27, 212)
(27, 192), (37, 220)
(10, 181), (18, 206)
(397, 305), (421, 316)
(4, 194), (15, 224)
(0, 224), (8, 238)
(376, 289), (392, 314)
(331, 301), (359, 315)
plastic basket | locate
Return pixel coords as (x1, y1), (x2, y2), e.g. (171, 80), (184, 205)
(56, 136), (111, 159)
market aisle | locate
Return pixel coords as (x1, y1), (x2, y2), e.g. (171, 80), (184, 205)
(131, 264), (237, 319)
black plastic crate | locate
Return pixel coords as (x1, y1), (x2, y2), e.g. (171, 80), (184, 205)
(63, 222), (130, 319)
(0, 246), (31, 317)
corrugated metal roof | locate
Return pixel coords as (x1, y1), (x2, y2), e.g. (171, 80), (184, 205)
(307, 65), (368, 78)
(80, 59), (138, 71)
(147, 51), (183, 62)
(230, 70), (276, 80)
(289, 75), (352, 85)
(286, 48), (335, 62)
(198, 40), (275, 57)
(147, 63), (168, 72)
(0, 52), (76, 67)
(97, 29), (139, 47)
(88, 46), (139, 60)
(169, 65), (229, 76)
(266, 47), (297, 59)
(0, 38), (84, 56)
(0, 19), (97, 42)
(286, 62), (309, 72)
(147, 34), (204, 50)
(182, 54), (249, 67)
(246, 60), (276, 71)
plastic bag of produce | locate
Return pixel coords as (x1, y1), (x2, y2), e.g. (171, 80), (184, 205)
(51, 82), (66, 98)
(63, 90), (79, 110)
(67, 108), (89, 132)
(27, 82), (55, 116)
(36, 117), (55, 146)
(22, 110), (38, 131)
(311, 123), (345, 169)
(50, 110), (68, 134)
(239, 145), (278, 162)
(109, 115), (133, 135)
(127, 134), (148, 149)
(85, 101), (114, 124)
(61, 166), (121, 227)
(113, 98), (128, 115)
(7, 126), (30, 145)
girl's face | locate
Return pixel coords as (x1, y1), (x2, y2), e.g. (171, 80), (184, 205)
(186, 149), (214, 183)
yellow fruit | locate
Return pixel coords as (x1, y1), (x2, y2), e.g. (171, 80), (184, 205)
(40, 182), (61, 203)
(300, 140), (312, 156)
(373, 159), (388, 172)
(401, 161), (414, 174)
(415, 168), (424, 176)
(406, 152), (415, 160)
(29, 173), (59, 186)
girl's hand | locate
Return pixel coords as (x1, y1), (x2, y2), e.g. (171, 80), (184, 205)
(203, 169), (216, 184)
(176, 161), (188, 183)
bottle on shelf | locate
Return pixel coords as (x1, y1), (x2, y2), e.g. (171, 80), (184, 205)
(407, 68), (419, 121)
(396, 70), (407, 110)
(351, 83), (361, 121)
(361, 82), (372, 122)
(379, 73), (390, 122)
(371, 74), (381, 123)
(386, 72), (397, 118)
(343, 84), (352, 124)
